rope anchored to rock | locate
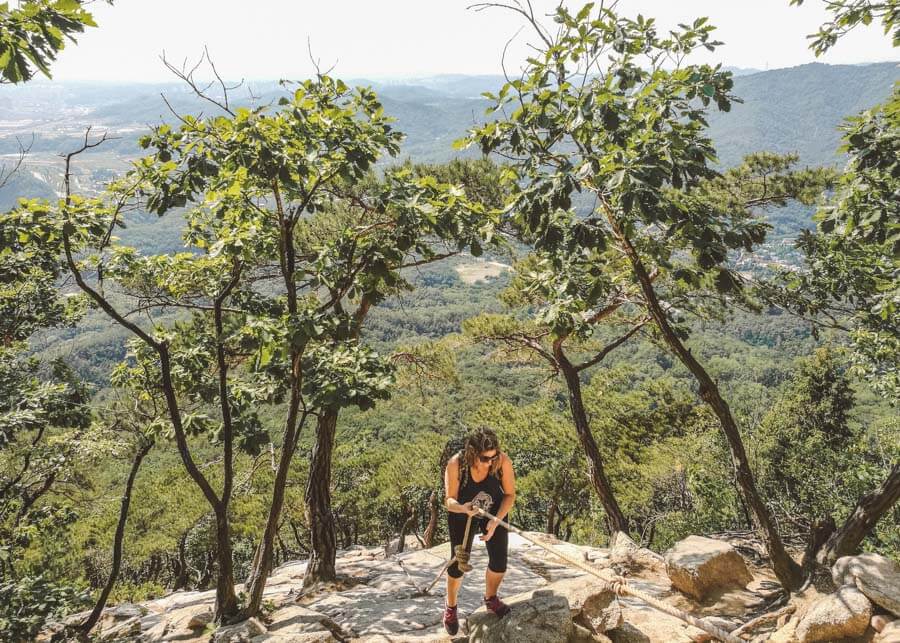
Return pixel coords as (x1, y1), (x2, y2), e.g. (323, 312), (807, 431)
(402, 497), (743, 643)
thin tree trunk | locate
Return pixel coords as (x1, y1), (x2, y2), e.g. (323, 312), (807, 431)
(547, 497), (558, 535)
(242, 182), (308, 616)
(213, 506), (239, 621)
(607, 212), (803, 591)
(397, 507), (417, 553)
(78, 440), (152, 637)
(212, 285), (240, 623)
(555, 348), (630, 535)
(173, 529), (189, 590)
(423, 490), (440, 548)
(290, 519), (309, 554)
(303, 410), (338, 587)
(817, 463), (900, 565)
(241, 388), (306, 616)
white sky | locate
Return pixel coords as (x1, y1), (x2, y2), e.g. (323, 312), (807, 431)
(49, 0), (897, 82)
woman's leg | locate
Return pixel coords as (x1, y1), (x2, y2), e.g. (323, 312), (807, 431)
(483, 524), (509, 598)
(446, 513), (473, 607)
(447, 574), (463, 607)
(485, 568), (504, 599)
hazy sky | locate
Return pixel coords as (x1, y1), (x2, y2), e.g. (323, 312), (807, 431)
(49, 0), (897, 82)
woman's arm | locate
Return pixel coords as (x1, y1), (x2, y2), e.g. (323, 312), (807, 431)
(494, 452), (517, 521)
(444, 455), (476, 515)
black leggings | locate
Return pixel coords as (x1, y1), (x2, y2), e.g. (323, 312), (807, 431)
(447, 513), (508, 578)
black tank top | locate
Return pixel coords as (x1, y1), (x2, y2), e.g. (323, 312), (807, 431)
(457, 460), (504, 517)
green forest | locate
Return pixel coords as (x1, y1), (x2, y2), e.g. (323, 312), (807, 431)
(0, 1), (897, 641)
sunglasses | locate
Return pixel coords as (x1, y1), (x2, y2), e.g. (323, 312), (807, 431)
(478, 452), (500, 464)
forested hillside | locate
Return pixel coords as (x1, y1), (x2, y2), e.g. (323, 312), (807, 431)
(2, 62), (898, 210)
(1, 1), (897, 641)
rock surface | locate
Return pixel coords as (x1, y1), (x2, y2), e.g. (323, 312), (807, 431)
(213, 617), (267, 642)
(664, 535), (753, 601)
(833, 553), (900, 617)
(466, 588), (573, 642)
(36, 531), (780, 643)
(876, 619), (900, 643)
(794, 585), (872, 643)
(539, 576), (623, 633)
(608, 532), (666, 576)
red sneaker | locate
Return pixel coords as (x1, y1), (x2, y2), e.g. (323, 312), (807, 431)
(443, 604), (459, 635)
(484, 594), (511, 618)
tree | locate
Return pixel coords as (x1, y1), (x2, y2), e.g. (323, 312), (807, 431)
(6, 68), (496, 618)
(775, 0), (900, 564)
(299, 158), (502, 588)
(790, 0), (899, 54)
(72, 394), (157, 638)
(464, 250), (648, 535)
(0, 135), (94, 640)
(0, 0), (110, 84)
(0, 4), (110, 635)
(755, 350), (856, 534)
(463, 1), (830, 590)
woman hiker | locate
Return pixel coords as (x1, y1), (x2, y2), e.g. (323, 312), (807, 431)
(442, 427), (517, 635)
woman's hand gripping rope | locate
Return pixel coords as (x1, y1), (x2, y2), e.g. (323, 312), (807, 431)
(418, 492), (494, 595)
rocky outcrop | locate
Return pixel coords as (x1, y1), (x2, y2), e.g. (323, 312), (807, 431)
(39, 531), (778, 643)
(794, 585), (872, 642)
(664, 535), (753, 601)
(465, 576), (624, 642)
(544, 577), (623, 634)
(833, 553), (900, 616)
(467, 588), (573, 642)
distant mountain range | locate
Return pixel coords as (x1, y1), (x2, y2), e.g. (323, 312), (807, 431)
(1, 61), (897, 211)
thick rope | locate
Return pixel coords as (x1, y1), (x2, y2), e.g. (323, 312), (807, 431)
(473, 507), (743, 643)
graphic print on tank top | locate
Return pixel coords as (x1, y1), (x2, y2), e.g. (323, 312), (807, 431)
(457, 463), (504, 519)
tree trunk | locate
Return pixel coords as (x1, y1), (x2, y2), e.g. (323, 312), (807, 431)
(214, 507), (239, 622)
(289, 520), (308, 554)
(303, 410), (338, 587)
(78, 440), (152, 637)
(173, 529), (189, 590)
(423, 490), (440, 548)
(241, 381), (305, 617)
(609, 217), (804, 591)
(546, 497), (557, 535)
(817, 463), (900, 565)
(555, 349), (630, 535)
(397, 507), (417, 553)
(802, 516), (836, 572)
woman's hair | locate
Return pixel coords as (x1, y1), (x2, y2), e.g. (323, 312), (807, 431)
(460, 427), (503, 484)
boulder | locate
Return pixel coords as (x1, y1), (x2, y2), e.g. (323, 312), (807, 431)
(833, 553), (900, 616)
(609, 532), (666, 575)
(384, 535), (424, 556)
(795, 585), (872, 642)
(187, 609), (214, 629)
(540, 577), (623, 633)
(664, 535), (753, 601)
(466, 588), (573, 642)
(213, 617), (267, 643)
(875, 620), (900, 643)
